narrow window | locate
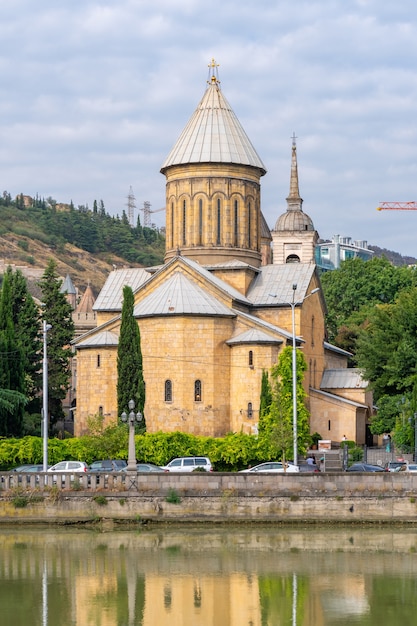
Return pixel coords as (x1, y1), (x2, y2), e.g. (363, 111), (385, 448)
(171, 202), (174, 248)
(216, 198), (221, 244)
(311, 316), (315, 346)
(182, 200), (186, 245)
(234, 199), (238, 246)
(248, 350), (253, 368)
(247, 402), (253, 418)
(248, 202), (251, 248)
(198, 198), (203, 244)
(98, 406), (103, 417)
(97, 354), (101, 368)
(194, 379), (202, 402)
(165, 380), (172, 402)
(328, 419), (331, 431)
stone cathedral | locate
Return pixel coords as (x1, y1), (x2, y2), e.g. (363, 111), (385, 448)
(73, 61), (374, 446)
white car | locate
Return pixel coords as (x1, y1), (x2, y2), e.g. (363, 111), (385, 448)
(240, 461), (300, 473)
(162, 457), (213, 472)
(47, 461), (89, 474)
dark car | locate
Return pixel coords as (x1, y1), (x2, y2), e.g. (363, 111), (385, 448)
(89, 460), (127, 472)
(347, 463), (385, 472)
(12, 464), (47, 472)
(121, 463), (166, 473)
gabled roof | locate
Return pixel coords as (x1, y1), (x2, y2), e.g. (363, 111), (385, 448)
(76, 330), (118, 348)
(246, 263), (317, 306)
(226, 328), (283, 345)
(93, 268), (152, 312)
(311, 387), (368, 409)
(134, 271), (235, 317)
(161, 67), (266, 174)
(321, 368), (368, 390)
(324, 342), (352, 358)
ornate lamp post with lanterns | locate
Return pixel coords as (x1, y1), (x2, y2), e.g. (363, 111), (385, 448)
(120, 399), (143, 471)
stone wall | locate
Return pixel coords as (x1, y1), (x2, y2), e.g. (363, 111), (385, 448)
(2, 472), (417, 524)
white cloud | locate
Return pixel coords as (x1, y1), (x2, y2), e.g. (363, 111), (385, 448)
(0, 0), (417, 254)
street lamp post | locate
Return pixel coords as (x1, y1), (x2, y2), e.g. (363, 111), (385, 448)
(42, 320), (52, 472)
(121, 399), (143, 471)
(290, 285), (320, 467)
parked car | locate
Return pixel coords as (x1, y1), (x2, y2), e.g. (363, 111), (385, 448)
(346, 463), (385, 472)
(162, 457), (213, 472)
(385, 460), (408, 472)
(11, 464), (46, 472)
(89, 460), (127, 472)
(240, 461), (300, 474)
(121, 463), (166, 473)
(406, 463), (417, 473)
(47, 461), (89, 474)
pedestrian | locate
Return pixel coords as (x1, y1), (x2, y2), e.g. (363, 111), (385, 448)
(386, 434), (392, 452)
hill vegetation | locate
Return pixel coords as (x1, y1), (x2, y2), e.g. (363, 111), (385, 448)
(0, 192), (165, 294)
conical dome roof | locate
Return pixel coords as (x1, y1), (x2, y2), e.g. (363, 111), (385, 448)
(161, 62), (266, 174)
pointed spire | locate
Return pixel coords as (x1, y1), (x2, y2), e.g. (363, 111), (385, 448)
(286, 133), (303, 211)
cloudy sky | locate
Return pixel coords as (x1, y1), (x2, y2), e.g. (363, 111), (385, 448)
(1, 1), (417, 256)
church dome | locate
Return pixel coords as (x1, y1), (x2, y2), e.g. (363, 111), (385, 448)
(274, 209), (315, 232)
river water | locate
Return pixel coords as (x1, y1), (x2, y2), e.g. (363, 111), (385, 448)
(1, 524), (417, 626)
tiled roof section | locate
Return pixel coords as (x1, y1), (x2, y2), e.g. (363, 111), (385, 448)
(76, 283), (96, 314)
(76, 330), (118, 348)
(93, 268), (152, 312)
(260, 211), (272, 240)
(161, 79), (266, 174)
(226, 328), (283, 345)
(246, 263), (316, 305)
(181, 256), (251, 304)
(60, 274), (76, 295)
(321, 368), (368, 390)
(134, 271), (235, 317)
(311, 387), (368, 409)
(204, 259), (260, 272)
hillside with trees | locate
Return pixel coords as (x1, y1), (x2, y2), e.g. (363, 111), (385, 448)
(0, 192), (165, 294)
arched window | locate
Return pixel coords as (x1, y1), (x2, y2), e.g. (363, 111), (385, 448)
(164, 380), (172, 402)
(248, 202), (251, 248)
(247, 402), (253, 418)
(182, 200), (186, 245)
(194, 380), (202, 402)
(216, 198), (221, 244)
(198, 198), (203, 244)
(234, 199), (238, 246)
(171, 202), (174, 247)
(286, 254), (301, 263)
(98, 406), (103, 417)
(248, 350), (254, 368)
(311, 315), (315, 346)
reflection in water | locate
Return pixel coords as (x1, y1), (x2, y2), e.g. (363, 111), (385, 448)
(1, 525), (417, 626)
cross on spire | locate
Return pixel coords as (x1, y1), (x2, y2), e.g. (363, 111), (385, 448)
(207, 58), (220, 85)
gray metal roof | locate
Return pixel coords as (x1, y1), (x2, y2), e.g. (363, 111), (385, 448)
(312, 387), (368, 409)
(321, 368), (368, 390)
(161, 76), (266, 174)
(76, 330), (119, 348)
(324, 342), (352, 357)
(60, 274), (76, 295)
(246, 263), (316, 306)
(226, 328), (283, 345)
(134, 271), (235, 317)
(93, 268), (152, 311)
(182, 256), (251, 304)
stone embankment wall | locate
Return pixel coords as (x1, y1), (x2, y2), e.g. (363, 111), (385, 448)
(2, 472), (417, 524)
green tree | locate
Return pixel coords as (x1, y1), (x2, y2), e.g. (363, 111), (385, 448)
(6, 267), (42, 403)
(117, 286), (146, 426)
(258, 347), (309, 461)
(258, 369), (272, 433)
(0, 271), (27, 435)
(38, 260), (75, 427)
(321, 256), (416, 347)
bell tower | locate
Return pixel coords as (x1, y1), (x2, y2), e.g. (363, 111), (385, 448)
(161, 60), (267, 267)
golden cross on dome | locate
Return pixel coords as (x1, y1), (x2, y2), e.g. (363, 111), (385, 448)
(207, 58), (220, 84)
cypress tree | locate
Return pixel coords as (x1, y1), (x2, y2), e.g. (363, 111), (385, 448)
(117, 285), (146, 427)
(38, 260), (75, 426)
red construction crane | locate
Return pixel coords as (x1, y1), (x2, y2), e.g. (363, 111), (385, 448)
(377, 202), (417, 211)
